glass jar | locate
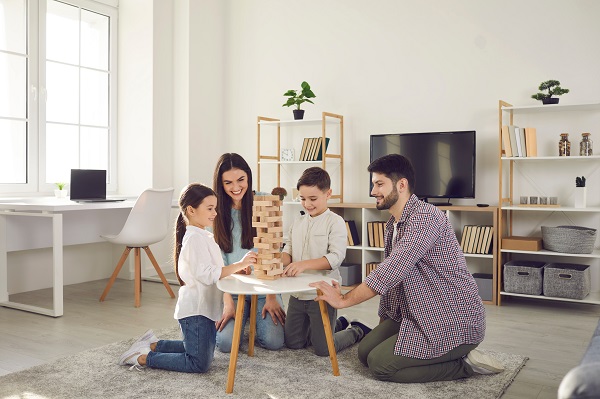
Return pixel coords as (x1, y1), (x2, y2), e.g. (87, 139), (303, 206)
(579, 132), (593, 156)
(558, 133), (571, 156)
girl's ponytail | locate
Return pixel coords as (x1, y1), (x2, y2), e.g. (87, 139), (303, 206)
(173, 213), (186, 286)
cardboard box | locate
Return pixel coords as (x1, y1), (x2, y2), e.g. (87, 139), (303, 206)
(501, 236), (542, 251)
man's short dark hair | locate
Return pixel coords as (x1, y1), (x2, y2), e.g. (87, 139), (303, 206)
(367, 154), (415, 193)
(297, 167), (331, 191)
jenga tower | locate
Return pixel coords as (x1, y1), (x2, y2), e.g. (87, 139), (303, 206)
(252, 195), (285, 279)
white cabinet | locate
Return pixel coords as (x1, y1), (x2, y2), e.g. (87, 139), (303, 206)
(498, 100), (600, 305)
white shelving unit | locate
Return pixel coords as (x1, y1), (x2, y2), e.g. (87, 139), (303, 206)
(498, 100), (600, 305)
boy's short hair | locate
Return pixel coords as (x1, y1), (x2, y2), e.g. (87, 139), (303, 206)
(367, 154), (415, 194)
(297, 167), (331, 191)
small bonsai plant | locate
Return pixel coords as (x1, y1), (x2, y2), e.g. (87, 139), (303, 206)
(531, 80), (570, 105)
(55, 182), (67, 190)
(271, 186), (288, 200)
(576, 176), (586, 187)
(282, 81), (316, 120)
(54, 182), (67, 198)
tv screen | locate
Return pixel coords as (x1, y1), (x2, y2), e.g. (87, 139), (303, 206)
(370, 131), (476, 202)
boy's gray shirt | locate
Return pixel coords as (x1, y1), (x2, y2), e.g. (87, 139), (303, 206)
(283, 208), (347, 300)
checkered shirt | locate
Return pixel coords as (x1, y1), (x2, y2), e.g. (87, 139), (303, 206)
(364, 195), (485, 359)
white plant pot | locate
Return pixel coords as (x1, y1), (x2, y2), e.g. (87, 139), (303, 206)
(54, 189), (68, 198)
(574, 187), (587, 208)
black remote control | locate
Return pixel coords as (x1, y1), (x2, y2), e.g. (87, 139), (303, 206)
(476, 203), (489, 207)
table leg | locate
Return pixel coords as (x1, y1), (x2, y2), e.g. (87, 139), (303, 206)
(317, 290), (340, 376)
(226, 293), (246, 393)
(248, 295), (257, 356)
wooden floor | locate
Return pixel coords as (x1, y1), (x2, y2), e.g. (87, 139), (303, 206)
(1, 276), (599, 399)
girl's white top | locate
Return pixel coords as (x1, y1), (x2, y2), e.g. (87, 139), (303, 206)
(174, 225), (224, 321)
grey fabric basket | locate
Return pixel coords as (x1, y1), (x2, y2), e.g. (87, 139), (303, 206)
(543, 263), (591, 300)
(541, 225), (597, 254)
(503, 260), (546, 295)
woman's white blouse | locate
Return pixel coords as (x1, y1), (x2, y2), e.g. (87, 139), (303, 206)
(174, 225), (224, 322)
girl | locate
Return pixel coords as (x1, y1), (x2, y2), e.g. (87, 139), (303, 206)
(212, 153), (286, 352)
(118, 183), (257, 372)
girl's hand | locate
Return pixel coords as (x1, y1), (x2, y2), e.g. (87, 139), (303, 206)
(283, 261), (305, 277)
(216, 301), (236, 331)
(240, 251), (257, 267)
(262, 295), (286, 326)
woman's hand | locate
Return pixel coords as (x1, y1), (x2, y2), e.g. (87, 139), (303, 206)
(216, 294), (236, 331)
(262, 294), (286, 326)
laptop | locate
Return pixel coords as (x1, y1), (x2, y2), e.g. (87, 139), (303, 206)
(69, 169), (125, 202)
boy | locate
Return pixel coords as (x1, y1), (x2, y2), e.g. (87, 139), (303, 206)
(282, 167), (371, 356)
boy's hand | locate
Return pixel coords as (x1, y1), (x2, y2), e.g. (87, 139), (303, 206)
(283, 261), (306, 277)
(262, 295), (286, 325)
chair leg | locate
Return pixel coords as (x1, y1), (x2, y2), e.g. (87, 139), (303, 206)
(100, 247), (132, 302)
(143, 246), (176, 298)
(134, 248), (141, 307)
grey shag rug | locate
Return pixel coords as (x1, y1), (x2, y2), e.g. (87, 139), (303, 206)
(0, 325), (527, 399)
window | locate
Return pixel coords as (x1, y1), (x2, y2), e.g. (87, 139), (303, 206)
(0, 0), (117, 193)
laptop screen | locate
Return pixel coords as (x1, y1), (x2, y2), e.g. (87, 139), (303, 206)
(70, 169), (107, 200)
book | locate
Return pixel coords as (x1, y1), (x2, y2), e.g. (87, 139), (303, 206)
(373, 221), (380, 248)
(378, 222), (385, 247)
(308, 138), (319, 161)
(514, 126), (523, 157)
(518, 127), (526, 157)
(347, 220), (360, 246)
(367, 222), (374, 247)
(299, 138), (310, 161)
(315, 137), (330, 161)
(478, 226), (491, 254)
(467, 225), (480, 253)
(524, 127), (537, 157)
(483, 226), (494, 254)
(507, 125), (519, 157)
(345, 221), (353, 246)
(501, 125), (513, 157)
(460, 225), (472, 252)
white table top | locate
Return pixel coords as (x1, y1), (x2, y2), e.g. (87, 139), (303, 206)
(0, 197), (137, 212)
(217, 273), (334, 295)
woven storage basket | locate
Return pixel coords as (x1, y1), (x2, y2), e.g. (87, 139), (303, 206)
(503, 260), (546, 295)
(541, 225), (596, 254)
(543, 263), (590, 300)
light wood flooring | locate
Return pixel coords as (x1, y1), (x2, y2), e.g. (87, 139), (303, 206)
(1, 276), (599, 399)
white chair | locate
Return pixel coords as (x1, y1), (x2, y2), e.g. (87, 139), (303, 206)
(99, 188), (176, 307)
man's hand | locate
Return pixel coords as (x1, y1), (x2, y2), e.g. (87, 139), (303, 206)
(310, 280), (344, 309)
(262, 295), (286, 325)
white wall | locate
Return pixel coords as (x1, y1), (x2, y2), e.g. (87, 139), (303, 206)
(221, 0), (600, 204)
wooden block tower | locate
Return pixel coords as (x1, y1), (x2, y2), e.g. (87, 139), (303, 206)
(252, 195), (284, 279)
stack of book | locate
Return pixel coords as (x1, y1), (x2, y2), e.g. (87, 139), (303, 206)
(501, 125), (537, 157)
(365, 262), (380, 277)
(367, 221), (386, 248)
(345, 220), (360, 246)
(299, 137), (330, 161)
(460, 225), (494, 254)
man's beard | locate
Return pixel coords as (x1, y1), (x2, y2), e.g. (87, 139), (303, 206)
(376, 186), (399, 210)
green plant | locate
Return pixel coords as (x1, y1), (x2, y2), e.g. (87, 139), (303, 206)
(282, 81), (316, 110)
(55, 182), (67, 190)
(576, 176), (586, 187)
(531, 80), (570, 101)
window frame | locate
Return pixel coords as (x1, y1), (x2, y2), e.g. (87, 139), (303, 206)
(0, 0), (118, 195)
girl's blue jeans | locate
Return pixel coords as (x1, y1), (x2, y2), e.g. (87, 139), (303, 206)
(146, 315), (216, 373)
(216, 294), (285, 352)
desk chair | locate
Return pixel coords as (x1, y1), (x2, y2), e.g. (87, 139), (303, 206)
(99, 188), (176, 307)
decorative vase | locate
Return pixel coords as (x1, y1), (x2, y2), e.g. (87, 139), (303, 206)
(54, 189), (67, 198)
(293, 109), (305, 120)
(542, 98), (559, 105)
(574, 187), (587, 208)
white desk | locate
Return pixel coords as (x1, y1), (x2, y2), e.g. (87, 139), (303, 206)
(217, 273), (340, 394)
(0, 197), (136, 317)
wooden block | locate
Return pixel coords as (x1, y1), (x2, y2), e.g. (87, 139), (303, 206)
(254, 195), (280, 201)
(265, 227), (283, 233)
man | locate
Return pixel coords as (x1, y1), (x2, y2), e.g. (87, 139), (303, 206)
(310, 154), (504, 383)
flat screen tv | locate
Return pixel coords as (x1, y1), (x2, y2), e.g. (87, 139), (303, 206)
(370, 131), (476, 205)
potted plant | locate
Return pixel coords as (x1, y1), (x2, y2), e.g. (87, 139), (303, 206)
(574, 176), (586, 208)
(531, 80), (570, 105)
(271, 186), (288, 201)
(54, 182), (68, 198)
(282, 81), (316, 120)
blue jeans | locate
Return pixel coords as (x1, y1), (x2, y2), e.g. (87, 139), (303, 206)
(216, 294), (285, 353)
(146, 315), (216, 373)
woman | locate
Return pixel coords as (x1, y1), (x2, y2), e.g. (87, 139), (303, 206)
(213, 153), (286, 352)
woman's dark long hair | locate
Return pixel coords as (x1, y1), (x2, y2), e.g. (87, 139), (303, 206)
(174, 183), (216, 286)
(212, 153), (255, 253)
